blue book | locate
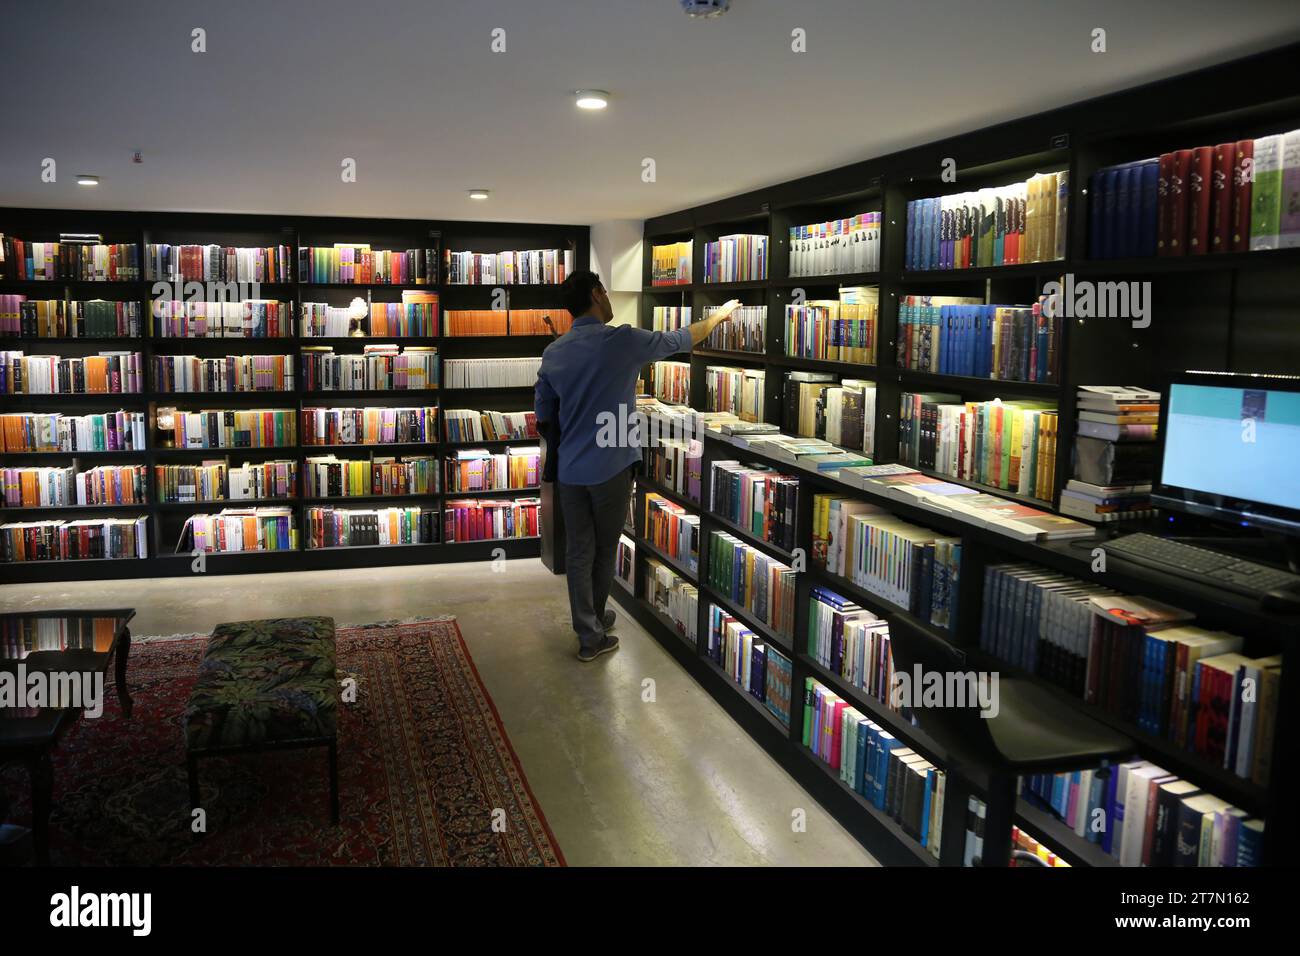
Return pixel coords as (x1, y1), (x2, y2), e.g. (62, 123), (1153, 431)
(929, 199), (941, 270)
(1101, 765), (1121, 855)
(1236, 819), (1264, 867)
(906, 200), (917, 271)
(920, 768), (935, 847)
(1115, 164), (1135, 259)
(873, 734), (900, 808)
(1101, 167), (1122, 259)
(1086, 771), (1106, 843)
(1137, 160), (1160, 256)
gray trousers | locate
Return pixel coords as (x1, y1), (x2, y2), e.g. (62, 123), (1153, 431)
(557, 466), (635, 651)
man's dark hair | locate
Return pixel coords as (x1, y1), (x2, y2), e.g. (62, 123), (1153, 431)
(559, 270), (602, 318)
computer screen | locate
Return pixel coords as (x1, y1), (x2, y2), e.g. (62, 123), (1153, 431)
(1156, 376), (1300, 534)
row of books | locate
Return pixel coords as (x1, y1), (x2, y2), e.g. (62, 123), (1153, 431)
(642, 438), (702, 503)
(1063, 385), (1160, 522)
(782, 287), (878, 364)
(441, 308), (573, 337)
(1088, 131), (1300, 258)
(0, 616), (119, 661)
(154, 299), (293, 338)
(981, 569), (1278, 786)
(441, 407), (536, 443)
(702, 234), (768, 283)
(2, 464), (148, 507)
(898, 393), (1059, 502)
(166, 408), (297, 449)
(442, 356), (541, 389)
(651, 305), (690, 331)
(299, 245), (436, 285)
(300, 294), (440, 338)
(644, 493), (700, 574)
(305, 455), (437, 498)
(905, 172), (1068, 271)
(443, 248), (574, 285)
(811, 494), (962, 630)
(0, 237), (140, 282)
(1021, 763), (1262, 866)
(650, 240), (692, 286)
(646, 557), (698, 645)
(156, 460), (298, 503)
(783, 373), (876, 454)
(144, 243), (293, 283)
(707, 604), (795, 727)
(1, 516), (149, 562)
(152, 354), (294, 393)
(703, 303), (765, 353)
(706, 530), (797, 639)
(709, 459), (798, 553)
(443, 497), (540, 542)
(897, 296), (1061, 384)
(804, 678), (945, 858)
(705, 365), (765, 422)
(650, 361), (690, 404)
(0, 296), (143, 337)
(300, 345), (438, 391)
(808, 587), (899, 711)
(1, 410), (147, 453)
(301, 406), (436, 446)
(304, 505), (437, 549)
(2, 351), (144, 394)
(444, 446), (540, 492)
(183, 508), (296, 553)
(788, 213), (881, 277)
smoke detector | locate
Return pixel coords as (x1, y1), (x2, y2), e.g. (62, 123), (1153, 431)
(681, 0), (730, 18)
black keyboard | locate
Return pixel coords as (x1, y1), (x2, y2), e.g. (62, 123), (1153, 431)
(1104, 533), (1300, 597)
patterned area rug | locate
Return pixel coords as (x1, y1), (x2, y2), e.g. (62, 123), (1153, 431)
(1, 617), (565, 866)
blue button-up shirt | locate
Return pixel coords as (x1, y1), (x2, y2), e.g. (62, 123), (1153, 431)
(534, 315), (691, 485)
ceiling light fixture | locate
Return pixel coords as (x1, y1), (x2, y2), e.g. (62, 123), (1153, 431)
(574, 90), (609, 110)
(467, 188), (491, 200)
(76, 174), (100, 186)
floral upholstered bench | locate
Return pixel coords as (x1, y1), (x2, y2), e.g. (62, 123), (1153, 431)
(185, 616), (339, 824)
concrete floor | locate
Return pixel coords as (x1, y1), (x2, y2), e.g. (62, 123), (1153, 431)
(0, 558), (877, 866)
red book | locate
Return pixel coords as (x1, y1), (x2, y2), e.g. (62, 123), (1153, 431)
(1231, 139), (1254, 253)
(1168, 149), (1193, 256)
(1210, 142), (1236, 253)
(1156, 153), (1174, 256)
(1186, 146), (1214, 255)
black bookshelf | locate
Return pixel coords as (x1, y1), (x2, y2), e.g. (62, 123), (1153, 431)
(620, 44), (1300, 869)
(1, 209), (586, 578)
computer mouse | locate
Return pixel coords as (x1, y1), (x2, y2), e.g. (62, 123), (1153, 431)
(1261, 585), (1300, 614)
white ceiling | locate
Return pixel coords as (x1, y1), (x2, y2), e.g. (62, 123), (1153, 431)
(3, 0), (1299, 226)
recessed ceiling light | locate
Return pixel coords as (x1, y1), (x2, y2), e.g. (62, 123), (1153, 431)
(467, 188), (491, 200)
(574, 90), (609, 111)
(76, 174), (100, 186)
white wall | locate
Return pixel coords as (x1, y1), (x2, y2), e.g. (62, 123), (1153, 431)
(590, 219), (643, 328)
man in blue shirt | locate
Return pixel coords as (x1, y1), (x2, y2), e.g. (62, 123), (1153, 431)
(535, 270), (739, 661)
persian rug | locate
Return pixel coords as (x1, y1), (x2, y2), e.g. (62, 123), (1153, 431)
(0, 617), (565, 866)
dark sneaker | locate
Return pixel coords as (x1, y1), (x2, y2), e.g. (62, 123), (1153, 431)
(577, 635), (619, 662)
(602, 609), (617, 630)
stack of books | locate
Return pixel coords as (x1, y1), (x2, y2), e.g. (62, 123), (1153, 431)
(703, 304), (765, 353)
(709, 460), (799, 551)
(646, 558), (697, 643)
(650, 361), (690, 404)
(652, 306), (690, 331)
(2, 297), (143, 338)
(443, 248), (573, 285)
(644, 492), (699, 573)
(301, 245), (436, 284)
(156, 299), (292, 338)
(897, 296), (1061, 384)
(445, 446), (539, 492)
(788, 213), (881, 276)
(706, 530), (796, 639)
(705, 366), (764, 422)
(702, 234), (768, 283)
(782, 371), (876, 453)
(305, 455), (436, 497)
(2, 410), (148, 452)
(2, 464), (148, 507)
(442, 408), (535, 443)
(783, 287), (878, 364)
(1064, 385), (1160, 523)
(146, 244), (292, 282)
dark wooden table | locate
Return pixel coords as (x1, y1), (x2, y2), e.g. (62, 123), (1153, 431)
(0, 609), (135, 865)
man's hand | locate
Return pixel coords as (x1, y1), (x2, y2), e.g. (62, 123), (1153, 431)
(688, 298), (742, 347)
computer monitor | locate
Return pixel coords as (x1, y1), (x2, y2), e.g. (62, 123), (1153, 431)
(1153, 371), (1300, 537)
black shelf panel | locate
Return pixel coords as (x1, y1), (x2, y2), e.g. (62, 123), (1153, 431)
(774, 271), (882, 287)
(154, 498), (298, 511)
(636, 474), (700, 512)
(0, 502), (149, 515)
(894, 369), (1062, 398)
(442, 486), (541, 498)
(770, 354), (877, 374)
(897, 263), (1061, 284)
(701, 655), (791, 738)
(0, 336), (146, 345)
(696, 279), (770, 292)
(301, 389), (440, 400)
(1071, 247), (1300, 275)
(691, 348), (768, 364)
(1, 391), (148, 403)
(0, 449), (149, 459)
(299, 337), (439, 346)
